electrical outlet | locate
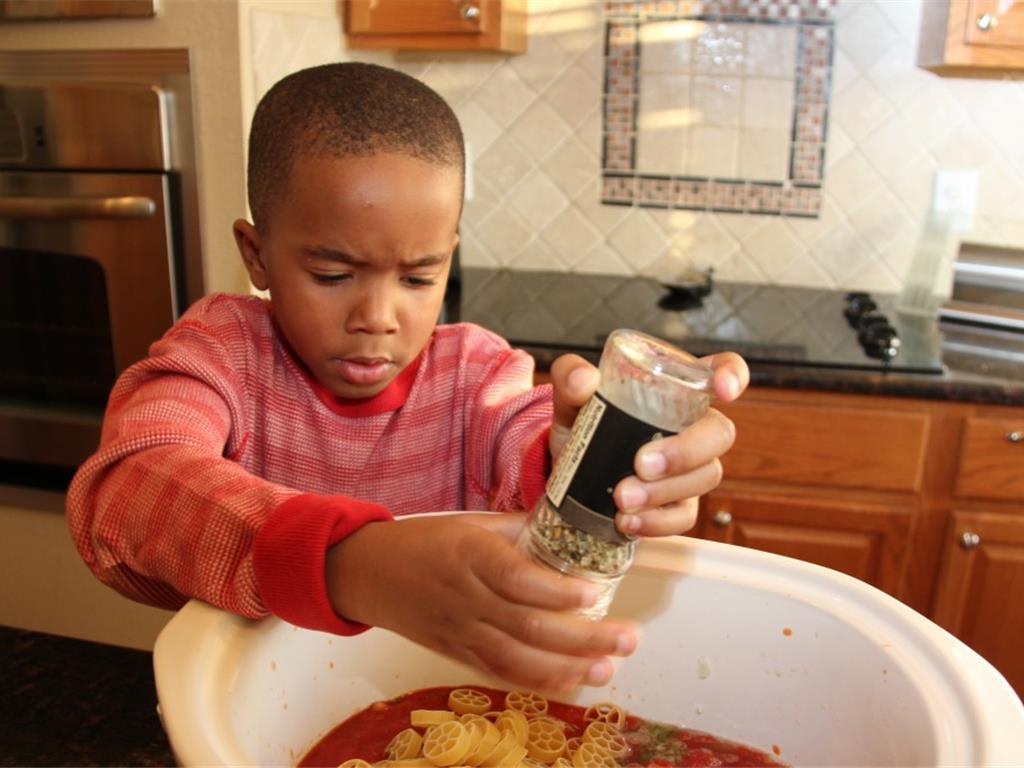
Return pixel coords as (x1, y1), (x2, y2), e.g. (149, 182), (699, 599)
(931, 169), (978, 217)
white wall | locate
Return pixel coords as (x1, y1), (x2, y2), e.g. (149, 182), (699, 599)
(242, 0), (1024, 293)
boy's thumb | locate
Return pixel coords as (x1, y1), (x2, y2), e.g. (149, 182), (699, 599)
(550, 354), (600, 431)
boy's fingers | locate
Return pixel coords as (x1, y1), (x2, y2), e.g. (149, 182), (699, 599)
(699, 351), (749, 402)
(466, 623), (618, 692)
(616, 460), (723, 516)
(489, 604), (637, 659)
(471, 535), (600, 613)
(633, 408), (735, 481)
(549, 353), (599, 430)
(616, 497), (700, 537)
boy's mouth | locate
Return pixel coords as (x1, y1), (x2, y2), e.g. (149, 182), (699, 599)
(334, 357), (395, 386)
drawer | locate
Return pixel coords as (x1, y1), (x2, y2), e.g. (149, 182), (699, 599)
(955, 416), (1024, 501)
(719, 399), (929, 492)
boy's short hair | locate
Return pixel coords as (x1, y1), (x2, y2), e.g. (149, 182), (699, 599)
(247, 62), (465, 229)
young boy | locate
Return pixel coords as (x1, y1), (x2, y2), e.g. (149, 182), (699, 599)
(66, 62), (748, 692)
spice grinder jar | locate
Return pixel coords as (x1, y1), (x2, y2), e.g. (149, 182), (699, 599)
(519, 329), (712, 618)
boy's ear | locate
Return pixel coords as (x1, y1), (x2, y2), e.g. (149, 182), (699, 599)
(233, 219), (269, 292)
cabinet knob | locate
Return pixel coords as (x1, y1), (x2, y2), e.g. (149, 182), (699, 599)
(1007, 430), (1023, 443)
(976, 12), (999, 31)
(460, 2), (481, 21)
(960, 531), (981, 550)
(712, 510), (733, 528)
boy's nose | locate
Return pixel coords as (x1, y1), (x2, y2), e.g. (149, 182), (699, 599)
(347, 284), (398, 334)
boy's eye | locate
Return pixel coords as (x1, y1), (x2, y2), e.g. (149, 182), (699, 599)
(404, 275), (437, 287)
(312, 273), (349, 285)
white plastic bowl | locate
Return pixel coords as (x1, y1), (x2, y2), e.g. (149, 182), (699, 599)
(154, 530), (1024, 766)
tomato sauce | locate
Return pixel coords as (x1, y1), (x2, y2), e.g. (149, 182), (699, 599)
(297, 685), (786, 767)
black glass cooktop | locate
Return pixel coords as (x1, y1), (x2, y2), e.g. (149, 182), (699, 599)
(448, 268), (946, 376)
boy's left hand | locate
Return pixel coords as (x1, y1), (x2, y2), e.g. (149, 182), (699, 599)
(549, 351), (749, 538)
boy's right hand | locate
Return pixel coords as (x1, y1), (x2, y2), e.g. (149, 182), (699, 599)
(325, 513), (637, 692)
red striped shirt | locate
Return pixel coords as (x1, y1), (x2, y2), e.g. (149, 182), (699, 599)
(66, 293), (552, 635)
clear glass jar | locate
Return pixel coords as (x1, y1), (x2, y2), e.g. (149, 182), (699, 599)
(519, 329), (713, 619)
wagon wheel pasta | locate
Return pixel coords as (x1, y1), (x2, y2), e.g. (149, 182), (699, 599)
(570, 741), (619, 768)
(448, 688), (492, 716)
(386, 728), (424, 760)
(582, 721), (628, 758)
(477, 728), (521, 766)
(338, 761), (373, 768)
(525, 717), (567, 762)
(494, 708), (529, 746)
(583, 702), (625, 730)
(411, 710), (457, 728)
(461, 715), (500, 766)
(505, 689), (549, 718)
(421, 720), (471, 766)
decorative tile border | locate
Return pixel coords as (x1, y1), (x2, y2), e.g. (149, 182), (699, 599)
(601, 0), (836, 217)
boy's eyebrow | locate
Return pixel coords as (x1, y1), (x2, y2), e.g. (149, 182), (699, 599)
(303, 246), (449, 267)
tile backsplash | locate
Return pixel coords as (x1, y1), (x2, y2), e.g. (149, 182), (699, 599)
(246, 0), (1024, 293)
(604, 2), (831, 218)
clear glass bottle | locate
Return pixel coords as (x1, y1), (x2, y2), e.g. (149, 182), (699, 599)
(519, 329), (713, 619)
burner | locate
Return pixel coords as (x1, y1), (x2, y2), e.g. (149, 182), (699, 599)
(844, 292), (901, 361)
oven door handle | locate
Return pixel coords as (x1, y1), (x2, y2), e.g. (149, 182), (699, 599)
(0, 195), (156, 220)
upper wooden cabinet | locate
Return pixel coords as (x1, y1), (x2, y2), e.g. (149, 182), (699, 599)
(343, 0), (526, 53)
(919, 0), (1024, 75)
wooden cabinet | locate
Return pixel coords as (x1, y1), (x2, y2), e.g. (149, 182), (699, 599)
(700, 390), (923, 597)
(931, 510), (1024, 697)
(919, 0), (1024, 75)
(343, 0), (526, 53)
(954, 415), (1024, 501)
(700, 488), (912, 594)
(715, 398), (928, 493)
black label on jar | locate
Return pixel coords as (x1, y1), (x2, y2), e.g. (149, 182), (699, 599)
(546, 393), (674, 543)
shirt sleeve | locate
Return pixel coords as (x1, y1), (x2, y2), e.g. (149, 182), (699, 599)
(459, 329), (553, 513)
(65, 308), (391, 635)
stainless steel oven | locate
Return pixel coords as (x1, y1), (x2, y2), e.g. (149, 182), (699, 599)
(0, 52), (201, 478)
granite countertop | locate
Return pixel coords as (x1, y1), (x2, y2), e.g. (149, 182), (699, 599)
(1, 625), (174, 767)
(448, 268), (1024, 406)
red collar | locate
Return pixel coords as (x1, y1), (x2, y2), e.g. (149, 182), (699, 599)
(308, 353), (422, 416)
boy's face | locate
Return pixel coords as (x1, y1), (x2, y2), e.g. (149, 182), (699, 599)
(234, 152), (461, 399)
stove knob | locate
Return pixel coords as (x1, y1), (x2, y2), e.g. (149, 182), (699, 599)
(859, 319), (900, 355)
(844, 295), (878, 327)
(856, 309), (889, 331)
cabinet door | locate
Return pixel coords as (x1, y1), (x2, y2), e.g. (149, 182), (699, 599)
(955, 415), (1024, 501)
(717, 399), (928, 493)
(700, 489), (911, 595)
(920, 0), (1024, 73)
(347, 0), (490, 36)
(965, 0), (1024, 47)
(343, 0), (525, 53)
(932, 510), (1024, 699)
